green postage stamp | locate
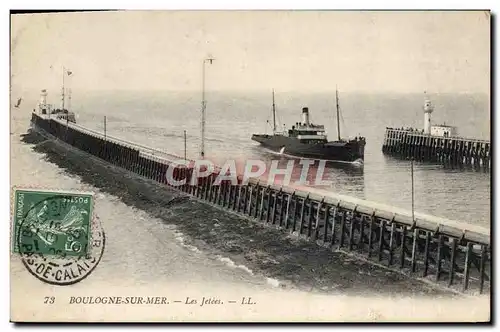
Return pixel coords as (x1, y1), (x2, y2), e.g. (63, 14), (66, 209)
(12, 188), (94, 257)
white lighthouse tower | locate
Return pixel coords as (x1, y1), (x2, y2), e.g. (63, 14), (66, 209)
(38, 89), (49, 114)
(423, 93), (434, 135)
(39, 89), (47, 106)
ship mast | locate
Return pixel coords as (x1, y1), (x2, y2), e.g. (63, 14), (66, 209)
(61, 66), (66, 110)
(272, 89), (276, 134)
(68, 88), (72, 112)
(200, 56), (215, 158)
(336, 87), (341, 141)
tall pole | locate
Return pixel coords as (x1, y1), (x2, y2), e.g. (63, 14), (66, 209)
(104, 116), (107, 140)
(411, 159), (415, 223)
(184, 130), (187, 161)
(335, 87), (341, 141)
(201, 61), (205, 158)
(200, 56), (214, 158)
(62, 66), (66, 110)
(68, 88), (72, 112)
(272, 89), (276, 133)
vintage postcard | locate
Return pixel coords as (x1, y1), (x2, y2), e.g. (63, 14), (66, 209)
(10, 10), (491, 322)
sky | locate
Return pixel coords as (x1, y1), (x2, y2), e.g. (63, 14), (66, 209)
(10, 10), (490, 95)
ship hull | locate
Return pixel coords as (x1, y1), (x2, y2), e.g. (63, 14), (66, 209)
(251, 134), (365, 162)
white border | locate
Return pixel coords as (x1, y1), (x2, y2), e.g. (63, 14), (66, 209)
(2, 1), (497, 329)
(2, 1), (499, 10)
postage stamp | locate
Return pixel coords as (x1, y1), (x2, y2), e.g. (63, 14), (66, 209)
(13, 188), (93, 257)
(12, 187), (105, 285)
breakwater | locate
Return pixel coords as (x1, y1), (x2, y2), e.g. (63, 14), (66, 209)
(30, 113), (490, 294)
(382, 128), (491, 169)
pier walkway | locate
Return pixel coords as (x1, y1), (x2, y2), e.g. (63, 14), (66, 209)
(30, 114), (491, 294)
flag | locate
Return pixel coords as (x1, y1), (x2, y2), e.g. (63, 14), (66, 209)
(67, 70), (72, 76)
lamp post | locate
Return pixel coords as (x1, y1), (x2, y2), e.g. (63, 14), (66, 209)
(200, 56), (215, 158)
(62, 66), (66, 110)
(184, 130), (187, 161)
(411, 158), (415, 224)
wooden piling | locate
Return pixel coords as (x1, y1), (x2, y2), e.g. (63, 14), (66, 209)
(222, 182), (230, 207)
(378, 219), (385, 262)
(348, 213), (355, 251)
(306, 199), (314, 237)
(436, 235), (443, 282)
(463, 242), (472, 292)
(449, 238), (457, 286)
(207, 175), (214, 202)
(358, 215), (365, 253)
(423, 231), (431, 277)
(215, 180), (222, 204)
(338, 211), (346, 249)
(246, 185), (253, 216)
(291, 196), (298, 233)
(388, 222), (396, 266)
(400, 225), (406, 268)
(411, 229), (418, 272)
(278, 191), (286, 227)
(254, 186), (262, 219)
(367, 212), (375, 257)
(329, 203), (339, 246)
(480, 245), (487, 294)
(236, 185), (243, 212)
(298, 195), (308, 235)
(265, 189), (272, 223)
(313, 199), (324, 240)
(259, 186), (268, 222)
(233, 184), (241, 211)
(284, 192), (293, 230)
(203, 175), (210, 201)
(272, 189), (280, 225)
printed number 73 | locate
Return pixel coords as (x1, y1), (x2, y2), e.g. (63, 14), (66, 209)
(44, 296), (55, 304)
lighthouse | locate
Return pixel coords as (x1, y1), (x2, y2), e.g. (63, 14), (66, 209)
(39, 89), (47, 107)
(39, 89), (49, 114)
(423, 94), (434, 134)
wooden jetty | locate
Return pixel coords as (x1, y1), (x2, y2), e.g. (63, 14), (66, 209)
(382, 128), (491, 169)
(29, 113), (491, 294)
(382, 95), (490, 169)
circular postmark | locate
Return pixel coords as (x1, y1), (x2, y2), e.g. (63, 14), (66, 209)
(16, 194), (105, 286)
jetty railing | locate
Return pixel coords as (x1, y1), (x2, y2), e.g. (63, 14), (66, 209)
(382, 128), (491, 169)
(30, 114), (491, 294)
(62, 118), (194, 163)
(44, 115), (224, 173)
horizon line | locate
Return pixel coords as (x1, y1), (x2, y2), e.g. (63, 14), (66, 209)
(10, 87), (491, 96)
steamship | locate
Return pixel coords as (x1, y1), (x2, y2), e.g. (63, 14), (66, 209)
(251, 89), (366, 163)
